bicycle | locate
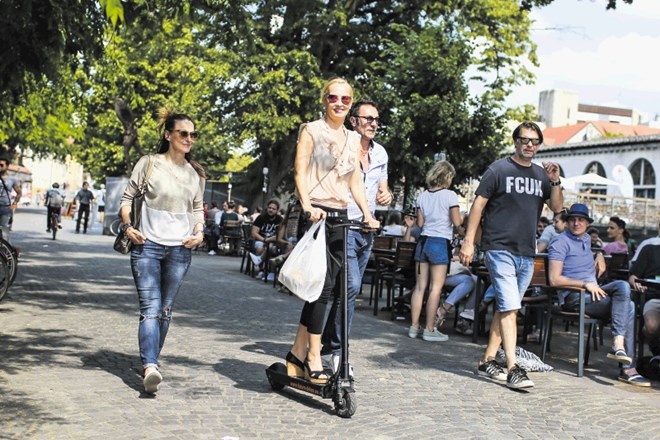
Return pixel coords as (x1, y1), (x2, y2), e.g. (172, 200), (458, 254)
(0, 235), (16, 303)
(49, 209), (59, 240)
(0, 252), (10, 303)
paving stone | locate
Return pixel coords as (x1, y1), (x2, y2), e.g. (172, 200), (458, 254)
(1, 209), (660, 439)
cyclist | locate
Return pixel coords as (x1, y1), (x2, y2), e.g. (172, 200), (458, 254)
(45, 183), (64, 232)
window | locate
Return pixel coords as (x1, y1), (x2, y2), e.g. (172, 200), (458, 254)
(630, 159), (656, 199)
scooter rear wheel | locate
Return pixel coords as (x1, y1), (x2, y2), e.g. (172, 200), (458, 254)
(334, 389), (357, 418)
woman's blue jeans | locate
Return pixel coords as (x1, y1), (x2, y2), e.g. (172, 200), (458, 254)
(131, 240), (191, 369)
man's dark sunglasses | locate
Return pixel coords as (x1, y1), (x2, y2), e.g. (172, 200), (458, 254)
(517, 137), (541, 146)
(356, 115), (380, 125)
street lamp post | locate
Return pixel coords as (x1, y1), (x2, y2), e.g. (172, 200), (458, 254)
(227, 172), (233, 203)
(262, 167), (269, 210)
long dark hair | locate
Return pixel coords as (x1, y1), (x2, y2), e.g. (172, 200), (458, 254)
(609, 216), (630, 242)
(156, 107), (206, 179)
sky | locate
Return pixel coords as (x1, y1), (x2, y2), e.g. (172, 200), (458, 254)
(505, 0), (660, 122)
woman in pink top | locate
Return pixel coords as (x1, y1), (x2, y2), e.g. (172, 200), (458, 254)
(604, 216), (629, 255)
(285, 78), (379, 384)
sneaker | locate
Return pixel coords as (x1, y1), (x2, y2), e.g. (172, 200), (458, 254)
(208, 250), (217, 256)
(408, 325), (421, 338)
(256, 271), (264, 280)
(249, 252), (262, 266)
(455, 319), (473, 335)
(58, 224), (62, 229)
(266, 272), (275, 281)
(422, 328), (449, 342)
(477, 359), (507, 381)
(143, 367), (163, 394)
(506, 364), (534, 389)
(460, 309), (475, 321)
(46, 228), (51, 233)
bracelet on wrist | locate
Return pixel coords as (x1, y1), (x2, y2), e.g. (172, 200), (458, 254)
(550, 179), (562, 187)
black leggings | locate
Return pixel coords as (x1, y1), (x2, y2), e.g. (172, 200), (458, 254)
(299, 210), (346, 335)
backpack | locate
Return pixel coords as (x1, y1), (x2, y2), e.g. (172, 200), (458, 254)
(48, 190), (63, 208)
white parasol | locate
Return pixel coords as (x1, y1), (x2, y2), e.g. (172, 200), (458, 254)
(562, 173), (621, 190)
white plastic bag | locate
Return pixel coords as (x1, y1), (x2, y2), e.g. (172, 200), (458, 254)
(278, 219), (327, 302)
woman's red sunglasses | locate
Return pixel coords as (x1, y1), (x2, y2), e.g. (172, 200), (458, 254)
(325, 94), (352, 105)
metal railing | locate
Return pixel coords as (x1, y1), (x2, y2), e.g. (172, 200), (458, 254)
(457, 183), (659, 232)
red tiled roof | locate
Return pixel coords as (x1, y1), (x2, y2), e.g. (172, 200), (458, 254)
(590, 121), (660, 137)
(542, 123), (588, 145)
(542, 121), (660, 145)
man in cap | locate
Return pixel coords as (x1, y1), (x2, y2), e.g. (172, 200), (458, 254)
(548, 203), (650, 387)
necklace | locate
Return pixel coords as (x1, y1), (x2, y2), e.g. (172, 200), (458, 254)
(166, 158), (188, 180)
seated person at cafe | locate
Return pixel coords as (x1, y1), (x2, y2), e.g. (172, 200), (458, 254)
(250, 199), (283, 266)
(536, 209), (568, 253)
(268, 204), (304, 269)
(219, 201), (242, 253)
(587, 226), (604, 251)
(628, 243), (660, 373)
(630, 221), (660, 265)
(382, 211), (406, 237)
(548, 203), (650, 387)
(603, 216), (630, 255)
(205, 201), (222, 255)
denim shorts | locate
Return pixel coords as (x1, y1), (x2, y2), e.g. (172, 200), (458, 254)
(483, 250), (534, 312)
(414, 236), (449, 265)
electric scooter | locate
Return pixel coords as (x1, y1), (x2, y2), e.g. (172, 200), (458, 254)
(265, 217), (369, 418)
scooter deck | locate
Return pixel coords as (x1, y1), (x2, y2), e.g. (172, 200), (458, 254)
(265, 362), (335, 398)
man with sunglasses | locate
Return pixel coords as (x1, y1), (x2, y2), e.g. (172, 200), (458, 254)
(321, 98), (392, 374)
(0, 156), (21, 243)
(459, 121), (563, 389)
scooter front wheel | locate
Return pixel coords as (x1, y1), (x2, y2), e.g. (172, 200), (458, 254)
(267, 362), (287, 391)
(334, 389), (357, 418)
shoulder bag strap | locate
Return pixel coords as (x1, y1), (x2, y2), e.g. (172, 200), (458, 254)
(138, 155), (155, 195)
(0, 175), (11, 205)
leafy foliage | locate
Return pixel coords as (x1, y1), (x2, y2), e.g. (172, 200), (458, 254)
(0, 0), (632, 202)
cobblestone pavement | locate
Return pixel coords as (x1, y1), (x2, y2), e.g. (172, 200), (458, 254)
(1, 209), (659, 440)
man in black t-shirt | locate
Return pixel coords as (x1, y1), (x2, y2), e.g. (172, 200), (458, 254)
(251, 199), (283, 259)
(460, 121), (563, 389)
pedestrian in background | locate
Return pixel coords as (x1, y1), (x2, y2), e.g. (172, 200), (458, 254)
(74, 182), (95, 234)
(119, 108), (206, 394)
(408, 160), (463, 342)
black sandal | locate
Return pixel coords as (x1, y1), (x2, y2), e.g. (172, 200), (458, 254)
(435, 303), (452, 328)
(304, 358), (329, 384)
(286, 351), (305, 378)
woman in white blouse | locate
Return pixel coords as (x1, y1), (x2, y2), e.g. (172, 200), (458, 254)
(119, 108), (206, 394)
